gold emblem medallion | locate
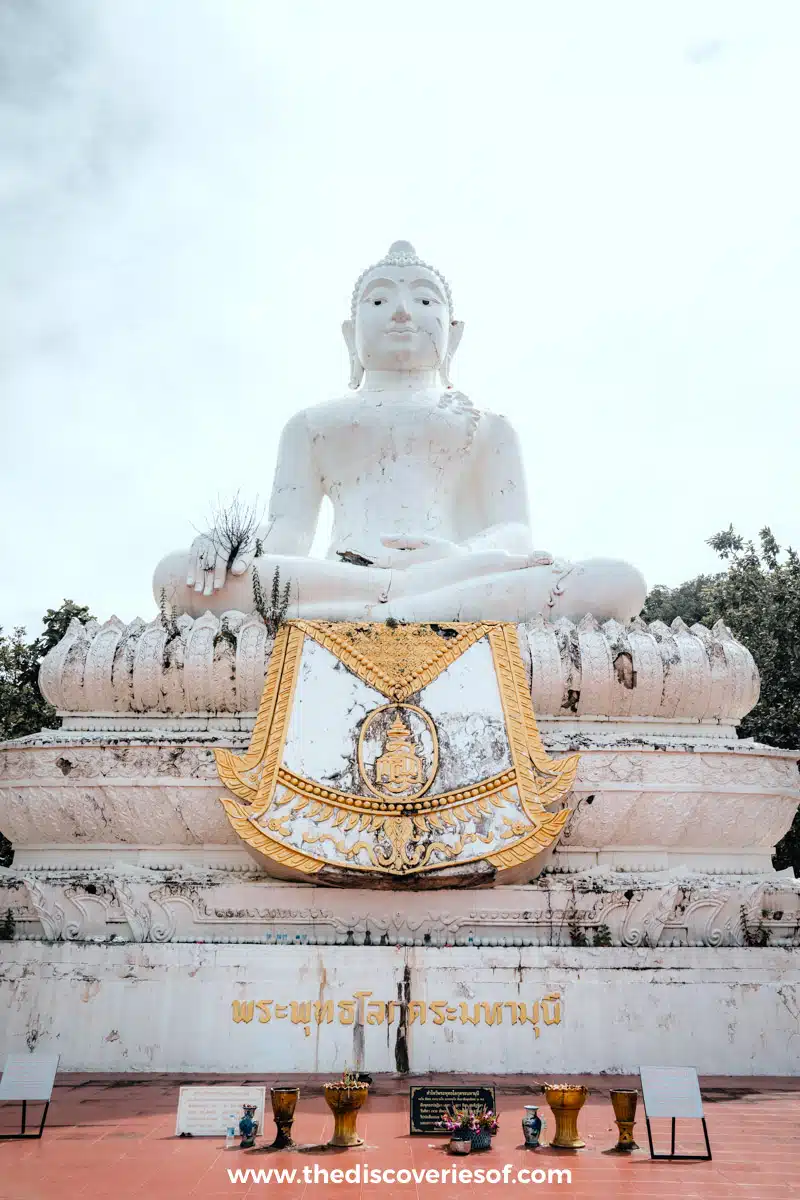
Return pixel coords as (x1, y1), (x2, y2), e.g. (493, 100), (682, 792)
(358, 704), (438, 801)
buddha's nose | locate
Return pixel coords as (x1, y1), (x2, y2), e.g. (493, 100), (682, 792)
(391, 301), (412, 323)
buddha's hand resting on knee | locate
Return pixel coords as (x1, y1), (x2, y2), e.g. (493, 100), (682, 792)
(186, 533), (250, 596)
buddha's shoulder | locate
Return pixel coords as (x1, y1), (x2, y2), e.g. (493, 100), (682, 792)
(471, 406), (519, 439)
(284, 396), (361, 428)
(277, 399), (347, 440)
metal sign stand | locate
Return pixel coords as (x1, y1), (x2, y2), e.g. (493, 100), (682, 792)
(1, 1099), (52, 1140)
(645, 1114), (712, 1162)
(639, 1066), (712, 1162)
(0, 1053), (60, 1141)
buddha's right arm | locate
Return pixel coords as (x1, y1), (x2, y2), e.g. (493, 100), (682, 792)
(257, 412), (324, 556)
(460, 413), (535, 553)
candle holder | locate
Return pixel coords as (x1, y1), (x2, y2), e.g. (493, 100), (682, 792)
(543, 1084), (588, 1149)
(269, 1086), (299, 1149)
(322, 1080), (369, 1147)
(609, 1089), (639, 1152)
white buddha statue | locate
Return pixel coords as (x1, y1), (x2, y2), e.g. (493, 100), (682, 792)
(153, 242), (646, 624)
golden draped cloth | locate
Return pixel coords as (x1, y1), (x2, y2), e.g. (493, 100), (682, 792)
(215, 621), (578, 882)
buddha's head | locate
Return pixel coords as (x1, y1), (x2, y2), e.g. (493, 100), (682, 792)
(343, 241), (464, 389)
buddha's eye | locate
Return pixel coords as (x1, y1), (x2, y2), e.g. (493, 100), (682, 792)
(372, 299), (384, 306)
(421, 299), (431, 306)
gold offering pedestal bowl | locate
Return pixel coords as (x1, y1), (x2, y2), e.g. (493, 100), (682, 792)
(609, 1089), (639, 1152)
(323, 1083), (370, 1147)
(269, 1086), (300, 1149)
(543, 1083), (589, 1149)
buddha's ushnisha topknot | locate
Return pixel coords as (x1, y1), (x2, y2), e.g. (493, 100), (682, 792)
(350, 241), (454, 320)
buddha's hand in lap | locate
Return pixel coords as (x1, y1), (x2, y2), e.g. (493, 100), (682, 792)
(376, 534), (556, 576)
(372, 534), (465, 569)
(186, 533), (250, 596)
(389, 541), (555, 586)
(449, 548), (555, 578)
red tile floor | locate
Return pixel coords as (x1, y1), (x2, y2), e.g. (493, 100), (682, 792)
(1, 1073), (799, 1199)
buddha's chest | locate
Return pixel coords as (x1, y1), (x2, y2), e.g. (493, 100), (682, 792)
(312, 395), (479, 481)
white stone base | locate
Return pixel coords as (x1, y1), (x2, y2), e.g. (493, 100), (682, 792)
(1, 942), (797, 1075)
(2, 723), (798, 880)
(2, 868), (800, 947)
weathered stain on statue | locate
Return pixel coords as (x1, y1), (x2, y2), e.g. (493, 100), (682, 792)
(394, 964), (412, 1074)
(352, 989), (371, 1070)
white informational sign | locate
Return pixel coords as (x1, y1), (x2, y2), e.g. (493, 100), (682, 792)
(0, 1054), (60, 1102)
(175, 1086), (266, 1137)
(639, 1066), (704, 1119)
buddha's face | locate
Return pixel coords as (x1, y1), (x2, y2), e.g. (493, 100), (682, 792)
(353, 265), (450, 372)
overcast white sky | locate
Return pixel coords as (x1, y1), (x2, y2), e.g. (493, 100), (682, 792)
(1, 0), (798, 635)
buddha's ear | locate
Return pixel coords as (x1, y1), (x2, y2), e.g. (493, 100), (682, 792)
(342, 319), (364, 390)
(439, 319), (464, 388)
(341, 319), (356, 354)
(448, 319), (464, 359)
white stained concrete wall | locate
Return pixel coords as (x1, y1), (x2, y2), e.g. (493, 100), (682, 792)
(1, 943), (798, 1076)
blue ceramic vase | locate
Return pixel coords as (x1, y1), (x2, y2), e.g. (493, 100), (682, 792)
(239, 1104), (259, 1149)
(522, 1106), (543, 1148)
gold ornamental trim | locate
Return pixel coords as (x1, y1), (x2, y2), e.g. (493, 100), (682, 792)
(487, 624), (579, 815)
(274, 765), (515, 817)
(221, 785), (525, 877)
(485, 806), (571, 870)
(293, 619), (493, 701)
(220, 794), (323, 875)
(214, 620), (578, 880)
(215, 622), (305, 805)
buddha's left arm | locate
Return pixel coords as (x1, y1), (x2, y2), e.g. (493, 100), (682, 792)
(461, 413), (533, 555)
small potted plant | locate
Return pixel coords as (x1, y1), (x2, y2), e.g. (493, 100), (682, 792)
(470, 1106), (499, 1151)
(442, 1107), (475, 1155)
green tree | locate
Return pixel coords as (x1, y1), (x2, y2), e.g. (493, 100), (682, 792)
(642, 574), (721, 627)
(644, 528), (800, 873)
(0, 626), (45, 743)
(0, 599), (93, 742)
(34, 601), (95, 661)
(704, 527), (800, 751)
(0, 600), (93, 867)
